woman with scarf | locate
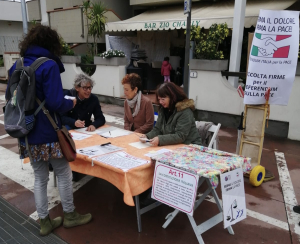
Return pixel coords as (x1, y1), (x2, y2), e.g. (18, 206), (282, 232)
(122, 73), (154, 133)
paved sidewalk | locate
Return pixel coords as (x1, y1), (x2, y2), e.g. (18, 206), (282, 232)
(0, 83), (300, 244)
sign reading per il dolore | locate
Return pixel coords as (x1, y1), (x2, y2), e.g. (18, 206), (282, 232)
(143, 20), (200, 30)
(244, 10), (299, 105)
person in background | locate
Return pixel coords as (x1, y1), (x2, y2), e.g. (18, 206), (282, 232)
(61, 73), (105, 131)
(122, 73), (154, 134)
(141, 82), (202, 146)
(7, 25), (92, 236)
(161, 56), (172, 83)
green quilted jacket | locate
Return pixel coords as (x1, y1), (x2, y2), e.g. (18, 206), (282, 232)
(146, 99), (202, 146)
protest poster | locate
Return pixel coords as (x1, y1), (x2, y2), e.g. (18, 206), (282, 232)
(152, 162), (199, 216)
(244, 10), (299, 105)
(220, 168), (246, 228)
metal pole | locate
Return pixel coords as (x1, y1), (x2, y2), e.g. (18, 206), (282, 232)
(20, 0), (28, 35)
(183, 0), (192, 97)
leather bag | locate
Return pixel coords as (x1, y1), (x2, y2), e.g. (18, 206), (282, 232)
(36, 98), (76, 162)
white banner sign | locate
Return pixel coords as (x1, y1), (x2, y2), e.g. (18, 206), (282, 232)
(152, 162), (199, 216)
(220, 168), (246, 229)
(244, 10), (299, 105)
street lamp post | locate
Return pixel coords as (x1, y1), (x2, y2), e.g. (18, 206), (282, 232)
(183, 0), (192, 97)
(20, 0), (28, 35)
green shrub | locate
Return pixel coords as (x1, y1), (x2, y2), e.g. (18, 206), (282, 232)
(189, 23), (230, 60)
(60, 37), (74, 56)
(81, 54), (95, 76)
(0, 57), (3, 67)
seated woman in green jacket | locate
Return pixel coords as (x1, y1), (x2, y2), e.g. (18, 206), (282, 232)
(141, 82), (201, 146)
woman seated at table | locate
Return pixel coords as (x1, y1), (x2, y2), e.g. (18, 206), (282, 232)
(122, 73), (154, 133)
(141, 82), (202, 146)
(61, 73), (105, 131)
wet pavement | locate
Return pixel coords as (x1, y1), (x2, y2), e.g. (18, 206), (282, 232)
(0, 83), (300, 244)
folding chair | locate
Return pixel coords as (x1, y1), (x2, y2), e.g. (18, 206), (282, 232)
(195, 121), (221, 149)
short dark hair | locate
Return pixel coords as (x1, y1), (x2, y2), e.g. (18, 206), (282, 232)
(121, 73), (142, 92)
(19, 25), (62, 57)
(164, 57), (169, 61)
(156, 82), (187, 111)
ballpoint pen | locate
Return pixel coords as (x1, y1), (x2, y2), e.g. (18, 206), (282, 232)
(109, 131), (111, 136)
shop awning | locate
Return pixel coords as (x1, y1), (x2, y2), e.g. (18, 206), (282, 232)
(106, 0), (297, 32)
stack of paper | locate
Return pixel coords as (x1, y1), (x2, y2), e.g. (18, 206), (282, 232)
(77, 144), (123, 157)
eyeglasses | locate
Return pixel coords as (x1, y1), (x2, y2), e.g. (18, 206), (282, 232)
(79, 85), (93, 91)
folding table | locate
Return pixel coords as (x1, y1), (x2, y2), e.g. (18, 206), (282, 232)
(151, 145), (251, 244)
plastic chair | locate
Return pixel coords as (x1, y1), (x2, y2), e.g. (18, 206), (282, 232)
(195, 121), (221, 149)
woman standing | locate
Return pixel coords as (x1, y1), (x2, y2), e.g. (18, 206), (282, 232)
(122, 73), (154, 134)
(61, 73), (105, 131)
(142, 82), (201, 146)
(7, 26), (92, 236)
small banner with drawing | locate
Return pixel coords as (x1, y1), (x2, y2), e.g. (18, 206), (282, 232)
(220, 168), (246, 228)
(244, 9), (299, 105)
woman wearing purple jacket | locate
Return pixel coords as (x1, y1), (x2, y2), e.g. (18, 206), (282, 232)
(7, 26), (91, 236)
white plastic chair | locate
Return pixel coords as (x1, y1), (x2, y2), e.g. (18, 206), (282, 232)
(195, 121), (221, 149)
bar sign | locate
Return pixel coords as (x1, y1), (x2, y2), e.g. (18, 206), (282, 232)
(184, 0), (191, 15)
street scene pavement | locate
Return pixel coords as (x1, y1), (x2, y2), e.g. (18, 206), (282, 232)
(0, 82), (300, 244)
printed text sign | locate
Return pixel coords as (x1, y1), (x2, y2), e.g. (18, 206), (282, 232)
(152, 162), (199, 216)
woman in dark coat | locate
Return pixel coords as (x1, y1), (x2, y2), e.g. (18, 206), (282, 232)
(142, 82), (201, 146)
(7, 25), (92, 236)
(61, 73), (105, 131)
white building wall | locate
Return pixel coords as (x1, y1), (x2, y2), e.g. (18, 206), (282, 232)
(0, 1), (23, 22)
(189, 69), (300, 141)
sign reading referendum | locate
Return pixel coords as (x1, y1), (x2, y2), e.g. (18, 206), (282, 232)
(244, 10), (299, 105)
(152, 162), (199, 216)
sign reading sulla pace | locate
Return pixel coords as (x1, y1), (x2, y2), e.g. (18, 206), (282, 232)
(144, 20), (201, 30)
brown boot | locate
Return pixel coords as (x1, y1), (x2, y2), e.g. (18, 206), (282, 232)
(63, 209), (92, 228)
(40, 215), (62, 236)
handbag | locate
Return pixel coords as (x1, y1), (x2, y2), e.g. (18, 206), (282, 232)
(36, 98), (77, 162)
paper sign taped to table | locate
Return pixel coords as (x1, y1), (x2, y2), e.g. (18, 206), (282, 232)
(220, 168), (246, 228)
(152, 162), (199, 216)
(77, 144), (123, 157)
(94, 151), (149, 172)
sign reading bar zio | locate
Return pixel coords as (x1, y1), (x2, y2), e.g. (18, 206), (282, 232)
(152, 162), (199, 216)
(220, 168), (246, 228)
(184, 0), (191, 15)
(244, 10), (299, 105)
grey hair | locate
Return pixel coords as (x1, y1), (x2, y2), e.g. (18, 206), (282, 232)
(73, 73), (95, 88)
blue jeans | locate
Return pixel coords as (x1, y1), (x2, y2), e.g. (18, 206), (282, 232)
(31, 157), (75, 219)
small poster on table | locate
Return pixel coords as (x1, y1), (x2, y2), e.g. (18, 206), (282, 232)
(151, 162), (199, 216)
(220, 168), (246, 228)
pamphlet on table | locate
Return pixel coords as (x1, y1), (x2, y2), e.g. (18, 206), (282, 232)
(99, 128), (132, 138)
(77, 144), (124, 157)
(70, 132), (92, 141)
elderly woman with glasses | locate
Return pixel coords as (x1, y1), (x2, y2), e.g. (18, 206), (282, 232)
(61, 73), (105, 131)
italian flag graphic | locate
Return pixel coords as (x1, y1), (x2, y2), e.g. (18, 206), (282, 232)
(251, 33), (291, 58)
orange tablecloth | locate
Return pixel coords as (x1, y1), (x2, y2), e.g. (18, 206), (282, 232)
(69, 128), (183, 206)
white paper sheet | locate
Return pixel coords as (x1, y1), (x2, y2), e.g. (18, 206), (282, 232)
(99, 129), (132, 138)
(95, 126), (118, 135)
(129, 141), (151, 149)
(77, 144), (124, 157)
(74, 127), (99, 135)
(70, 132), (92, 141)
(94, 151), (149, 171)
(64, 95), (76, 100)
(145, 149), (172, 157)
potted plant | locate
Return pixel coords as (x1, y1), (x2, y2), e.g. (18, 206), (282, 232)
(189, 23), (230, 71)
(60, 37), (81, 64)
(94, 49), (127, 66)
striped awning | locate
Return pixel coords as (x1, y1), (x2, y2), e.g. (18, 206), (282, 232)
(106, 0), (297, 32)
